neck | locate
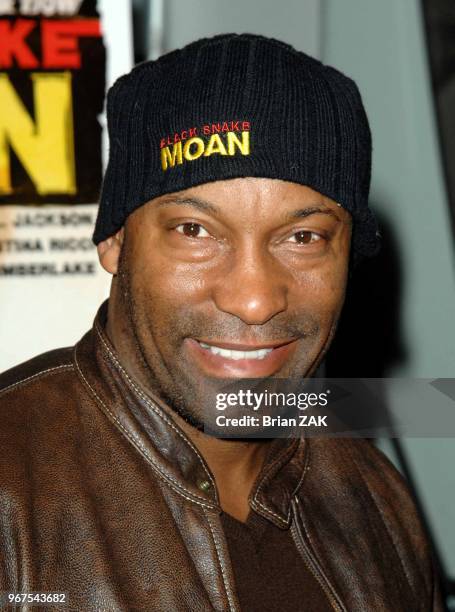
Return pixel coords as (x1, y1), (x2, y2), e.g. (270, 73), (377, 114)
(176, 419), (271, 522)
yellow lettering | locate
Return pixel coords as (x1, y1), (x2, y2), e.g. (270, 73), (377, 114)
(204, 133), (227, 157)
(183, 137), (204, 161)
(227, 131), (250, 156)
(0, 72), (75, 195)
(161, 142), (183, 170)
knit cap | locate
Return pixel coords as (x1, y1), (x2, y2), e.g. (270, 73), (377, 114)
(93, 33), (380, 256)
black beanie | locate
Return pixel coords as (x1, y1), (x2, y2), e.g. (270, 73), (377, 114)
(94, 33), (380, 256)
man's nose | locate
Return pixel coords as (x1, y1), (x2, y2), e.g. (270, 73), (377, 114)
(212, 248), (288, 325)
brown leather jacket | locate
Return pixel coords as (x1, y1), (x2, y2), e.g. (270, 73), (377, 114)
(0, 304), (444, 611)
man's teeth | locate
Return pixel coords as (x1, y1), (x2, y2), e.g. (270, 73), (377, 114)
(198, 342), (273, 360)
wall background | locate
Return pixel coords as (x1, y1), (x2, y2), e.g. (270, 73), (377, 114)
(321, 0), (455, 594)
(162, 0), (321, 58)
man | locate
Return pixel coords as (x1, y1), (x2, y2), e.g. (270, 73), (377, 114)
(0, 34), (444, 611)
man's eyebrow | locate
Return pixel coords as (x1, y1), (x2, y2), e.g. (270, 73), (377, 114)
(286, 206), (343, 222)
(156, 196), (219, 214)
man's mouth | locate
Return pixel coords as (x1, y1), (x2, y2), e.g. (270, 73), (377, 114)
(184, 338), (299, 378)
(198, 342), (273, 361)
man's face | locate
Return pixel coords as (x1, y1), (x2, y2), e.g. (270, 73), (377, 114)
(112, 178), (351, 428)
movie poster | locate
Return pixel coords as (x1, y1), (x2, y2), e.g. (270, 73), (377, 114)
(0, 0), (132, 371)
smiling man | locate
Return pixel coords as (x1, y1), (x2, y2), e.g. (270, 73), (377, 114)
(0, 34), (444, 611)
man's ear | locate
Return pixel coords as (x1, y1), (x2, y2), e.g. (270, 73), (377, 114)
(97, 228), (124, 275)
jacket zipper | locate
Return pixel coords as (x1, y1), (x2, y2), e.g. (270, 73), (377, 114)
(290, 496), (346, 612)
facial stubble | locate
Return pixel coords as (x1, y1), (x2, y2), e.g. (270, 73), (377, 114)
(115, 244), (340, 435)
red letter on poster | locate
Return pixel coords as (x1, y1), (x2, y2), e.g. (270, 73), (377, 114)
(0, 20), (38, 69)
(42, 19), (101, 69)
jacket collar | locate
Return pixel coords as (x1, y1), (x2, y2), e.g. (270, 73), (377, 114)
(74, 300), (308, 528)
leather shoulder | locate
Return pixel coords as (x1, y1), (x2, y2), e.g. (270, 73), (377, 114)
(303, 438), (436, 605)
(0, 347), (74, 402)
(308, 437), (419, 519)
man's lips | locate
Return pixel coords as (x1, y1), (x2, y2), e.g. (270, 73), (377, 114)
(193, 339), (294, 350)
(184, 337), (300, 378)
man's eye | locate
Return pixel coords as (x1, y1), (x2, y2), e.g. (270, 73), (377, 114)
(175, 223), (210, 238)
(288, 230), (322, 245)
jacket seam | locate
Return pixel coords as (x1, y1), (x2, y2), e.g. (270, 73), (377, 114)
(252, 438), (306, 526)
(0, 364), (73, 398)
(94, 322), (217, 495)
(203, 508), (236, 612)
(252, 448), (294, 524)
(288, 439), (311, 510)
(298, 508), (316, 549)
(290, 514), (343, 612)
(251, 498), (287, 526)
(348, 441), (415, 594)
(73, 344), (215, 510)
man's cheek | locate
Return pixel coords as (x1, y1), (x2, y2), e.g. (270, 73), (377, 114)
(306, 266), (347, 307)
(157, 272), (213, 310)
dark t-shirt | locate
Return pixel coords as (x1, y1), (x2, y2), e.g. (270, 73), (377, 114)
(221, 510), (333, 611)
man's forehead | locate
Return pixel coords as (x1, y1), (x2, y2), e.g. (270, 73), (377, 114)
(145, 178), (351, 223)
